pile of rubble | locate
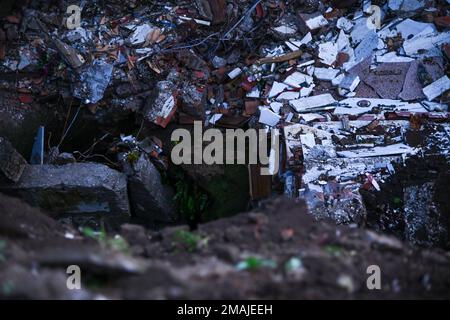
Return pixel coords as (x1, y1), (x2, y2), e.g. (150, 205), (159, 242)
(0, 1), (449, 244)
(263, 2), (450, 242)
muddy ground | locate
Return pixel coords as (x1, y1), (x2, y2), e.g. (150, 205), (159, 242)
(1, 0), (450, 301)
(1, 193), (450, 299)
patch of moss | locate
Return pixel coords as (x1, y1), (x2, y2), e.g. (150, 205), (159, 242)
(171, 230), (208, 252)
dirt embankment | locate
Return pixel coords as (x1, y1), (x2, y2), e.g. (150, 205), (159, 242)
(1, 193), (450, 299)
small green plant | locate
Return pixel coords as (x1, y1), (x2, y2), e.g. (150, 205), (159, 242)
(174, 178), (208, 222)
(82, 227), (129, 253)
(393, 196), (402, 205)
(236, 257), (277, 271)
(126, 150), (140, 164)
(171, 230), (208, 252)
(324, 245), (342, 257)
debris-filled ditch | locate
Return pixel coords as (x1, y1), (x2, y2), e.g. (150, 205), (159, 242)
(0, 0), (450, 299)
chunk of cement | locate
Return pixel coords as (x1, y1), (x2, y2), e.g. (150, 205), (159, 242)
(0, 163), (130, 223)
(123, 154), (176, 224)
(0, 136), (28, 183)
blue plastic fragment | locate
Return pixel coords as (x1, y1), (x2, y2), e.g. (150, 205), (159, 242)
(30, 126), (45, 165)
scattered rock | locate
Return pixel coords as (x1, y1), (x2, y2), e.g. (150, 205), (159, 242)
(0, 136), (28, 183)
(122, 154), (176, 224)
(0, 163), (130, 227)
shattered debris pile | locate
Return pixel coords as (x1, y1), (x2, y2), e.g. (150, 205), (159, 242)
(0, 0), (449, 236)
(1, 2), (450, 218)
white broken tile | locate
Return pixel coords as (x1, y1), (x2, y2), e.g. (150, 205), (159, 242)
(285, 32), (312, 51)
(312, 120), (411, 133)
(422, 76), (450, 101)
(354, 30), (378, 62)
(351, 18), (374, 45)
(337, 30), (352, 52)
(129, 24), (155, 45)
(337, 143), (415, 158)
(289, 94), (336, 112)
(376, 52), (414, 63)
(284, 124), (338, 160)
(259, 107), (281, 127)
(395, 19), (436, 41)
(403, 31), (450, 58)
(389, 0), (429, 12)
(397, 102), (429, 113)
(285, 41), (300, 52)
(303, 14), (328, 30)
(342, 98), (405, 107)
(300, 84), (315, 97)
(276, 91), (300, 101)
(337, 17), (354, 33)
(300, 133), (316, 149)
(268, 81), (289, 98)
(285, 112), (294, 122)
(283, 72), (313, 88)
(305, 65), (315, 76)
(377, 18), (402, 40)
(318, 42), (338, 66)
(333, 98), (429, 115)
(270, 102), (283, 114)
(344, 91), (357, 98)
(273, 25), (297, 35)
(314, 68), (340, 81)
(388, 0), (402, 10)
(342, 59), (360, 72)
(209, 113), (223, 125)
(332, 73), (345, 86)
(300, 113), (325, 122)
(339, 75), (360, 92)
(179, 16), (211, 26)
(421, 101), (448, 112)
(298, 60), (315, 68)
(363, 0), (372, 13)
(246, 86), (260, 98)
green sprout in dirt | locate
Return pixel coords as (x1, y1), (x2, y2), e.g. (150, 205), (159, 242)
(393, 196), (403, 206)
(82, 227), (129, 253)
(174, 178), (208, 223)
(126, 150), (140, 164)
(236, 257), (277, 271)
(171, 230), (208, 252)
(324, 244), (343, 257)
